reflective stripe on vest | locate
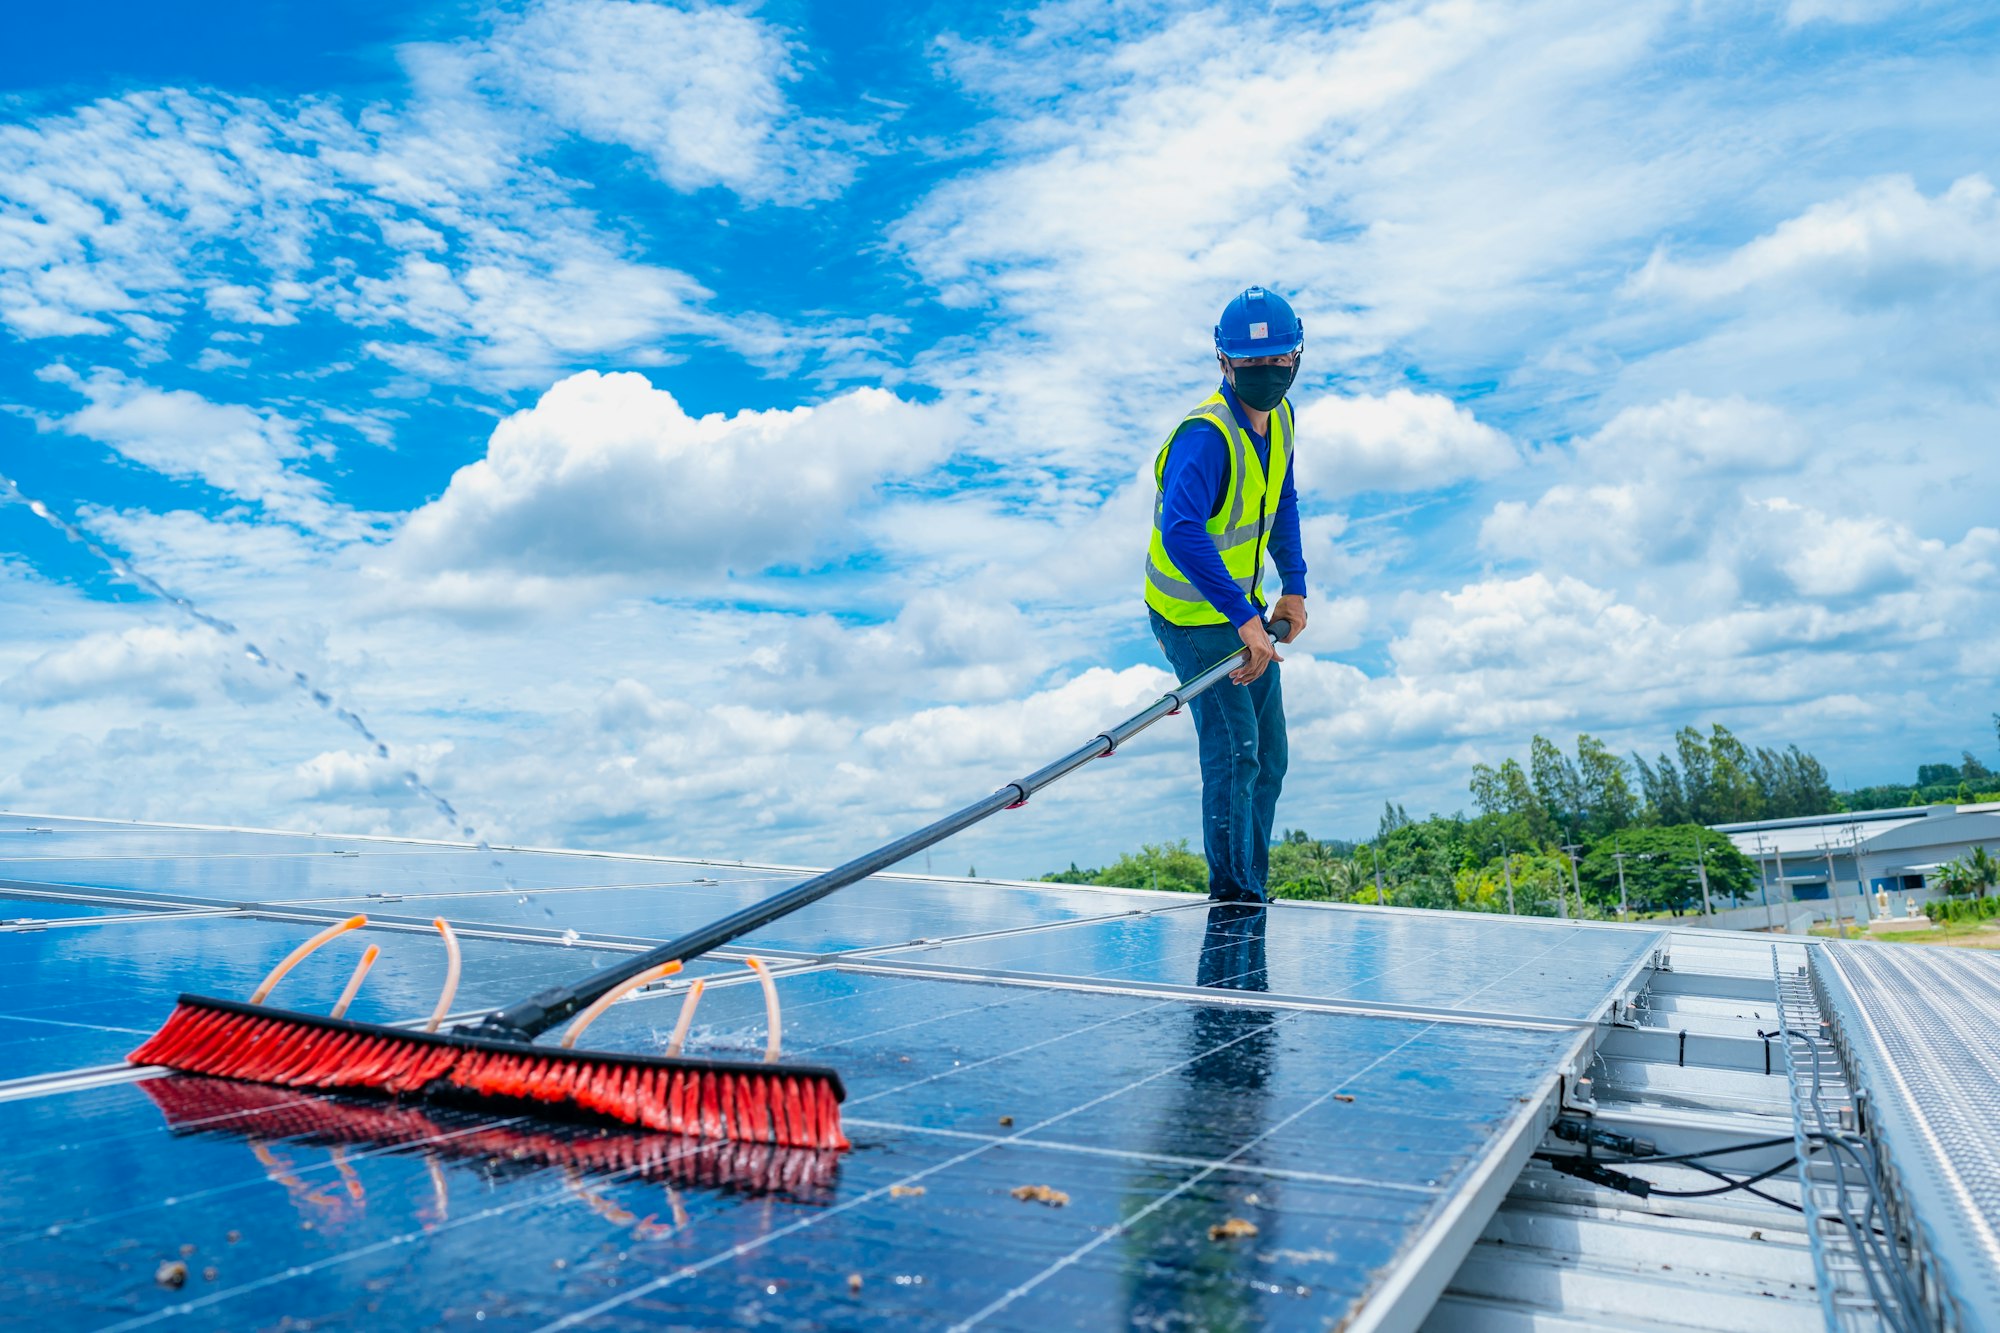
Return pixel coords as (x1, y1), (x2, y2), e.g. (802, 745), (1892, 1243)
(1142, 394), (1291, 626)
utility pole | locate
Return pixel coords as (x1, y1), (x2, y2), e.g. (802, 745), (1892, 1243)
(1612, 834), (1629, 920)
(1752, 834), (1776, 933)
(1372, 845), (1384, 905)
(1558, 831), (1581, 920)
(1496, 841), (1516, 916)
(1846, 822), (1872, 923)
(1773, 842), (1791, 932)
(1694, 832), (1714, 920)
(1821, 841), (1849, 939)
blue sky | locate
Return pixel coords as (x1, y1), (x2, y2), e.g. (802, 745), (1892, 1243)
(2, 0), (1997, 874)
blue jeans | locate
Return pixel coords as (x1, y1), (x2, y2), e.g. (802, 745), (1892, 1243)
(1149, 609), (1288, 903)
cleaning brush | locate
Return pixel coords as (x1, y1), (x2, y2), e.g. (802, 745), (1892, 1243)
(140, 1076), (842, 1200)
(129, 618), (1290, 1150)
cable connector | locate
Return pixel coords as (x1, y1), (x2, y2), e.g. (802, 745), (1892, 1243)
(1546, 1155), (1652, 1198)
(1551, 1118), (1657, 1158)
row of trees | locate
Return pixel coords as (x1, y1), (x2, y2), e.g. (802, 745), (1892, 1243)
(1469, 725), (1839, 844)
(1047, 817), (1757, 919)
(1045, 723), (2000, 919)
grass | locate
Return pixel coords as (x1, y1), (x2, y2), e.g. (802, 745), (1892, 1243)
(1811, 919), (2000, 949)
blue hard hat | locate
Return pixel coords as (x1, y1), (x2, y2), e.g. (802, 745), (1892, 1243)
(1214, 286), (1304, 359)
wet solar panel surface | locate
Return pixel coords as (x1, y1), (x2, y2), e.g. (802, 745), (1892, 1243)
(0, 819), (1636, 1330)
(881, 903), (1659, 1021)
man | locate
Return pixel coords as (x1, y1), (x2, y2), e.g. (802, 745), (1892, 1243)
(1143, 285), (1307, 903)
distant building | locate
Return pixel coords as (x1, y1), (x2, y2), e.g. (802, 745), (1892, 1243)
(1715, 802), (2000, 921)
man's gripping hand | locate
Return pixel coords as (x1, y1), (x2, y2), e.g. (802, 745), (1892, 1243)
(1270, 594), (1307, 644)
(1233, 616), (1282, 685)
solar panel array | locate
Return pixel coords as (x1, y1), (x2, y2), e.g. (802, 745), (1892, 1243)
(0, 815), (1667, 1330)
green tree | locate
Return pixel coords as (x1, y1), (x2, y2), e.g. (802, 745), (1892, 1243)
(1937, 846), (2000, 900)
(1470, 756), (1548, 847)
(1976, 846), (2000, 899)
(1530, 734), (1585, 837)
(1633, 752), (1689, 826)
(1575, 734), (1638, 835)
(1705, 725), (1763, 823)
(1752, 745), (1838, 818)
(1269, 833), (1367, 901)
(1577, 825), (1754, 915)
(1454, 847), (1577, 917)
(1091, 840), (1208, 894)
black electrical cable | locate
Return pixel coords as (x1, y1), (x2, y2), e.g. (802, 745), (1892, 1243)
(1583, 1134), (1796, 1166)
(1641, 1155), (1799, 1198)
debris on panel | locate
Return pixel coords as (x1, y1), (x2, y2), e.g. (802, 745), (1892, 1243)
(1209, 1218), (1259, 1241)
(1010, 1184), (1069, 1207)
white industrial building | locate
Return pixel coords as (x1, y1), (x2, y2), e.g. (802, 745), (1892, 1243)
(1714, 801), (2000, 926)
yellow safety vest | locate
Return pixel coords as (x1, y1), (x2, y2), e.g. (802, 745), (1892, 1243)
(1143, 392), (1292, 626)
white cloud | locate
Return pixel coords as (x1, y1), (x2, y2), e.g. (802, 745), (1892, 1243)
(1299, 389), (1515, 496)
(389, 371), (959, 578)
(1764, 502), (1934, 599)
(1631, 174), (2000, 305)
(284, 743), (454, 802)
(38, 365), (339, 528)
(862, 663), (1174, 767)
(0, 0), (865, 387)
(0, 623), (285, 709)
(1480, 394), (1807, 571)
(427, 0), (858, 205)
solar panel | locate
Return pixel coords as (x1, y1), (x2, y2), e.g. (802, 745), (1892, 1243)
(874, 901), (1662, 1022)
(0, 820), (1631, 1329)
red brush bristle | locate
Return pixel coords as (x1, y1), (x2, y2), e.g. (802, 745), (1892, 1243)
(132, 998), (848, 1150)
(142, 1075), (843, 1199)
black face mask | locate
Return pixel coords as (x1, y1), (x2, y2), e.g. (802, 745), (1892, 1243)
(1229, 362), (1296, 412)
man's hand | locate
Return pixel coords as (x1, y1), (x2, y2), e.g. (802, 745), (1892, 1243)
(1233, 616), (1283, 684)
(1270, 594), (1307, 644)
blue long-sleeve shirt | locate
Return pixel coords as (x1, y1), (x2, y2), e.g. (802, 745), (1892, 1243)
(1158, 382), (1307, 628)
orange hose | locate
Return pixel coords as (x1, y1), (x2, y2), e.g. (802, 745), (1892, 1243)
(744, 957), (782, 1063)
(664, 979), (705, 1057)
(425, 918), (461, 1033)
(248, 915), (368, 1004)
(560, 961), (682, 1049)
(330, 944), (380, 1019)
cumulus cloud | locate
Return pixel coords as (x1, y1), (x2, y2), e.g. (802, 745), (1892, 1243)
(390, 371), (958, 578)
(1299, 389), (1515, 496)
(1481, 394), (1807, 571)
(0, 624), (284, 709)
(1630, 175), (2000, 305)
(284, 743), (454, 803)
(862, 663), (1173, 767)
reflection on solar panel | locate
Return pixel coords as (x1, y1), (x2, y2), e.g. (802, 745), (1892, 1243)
(0, 814), (1809, 1331)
